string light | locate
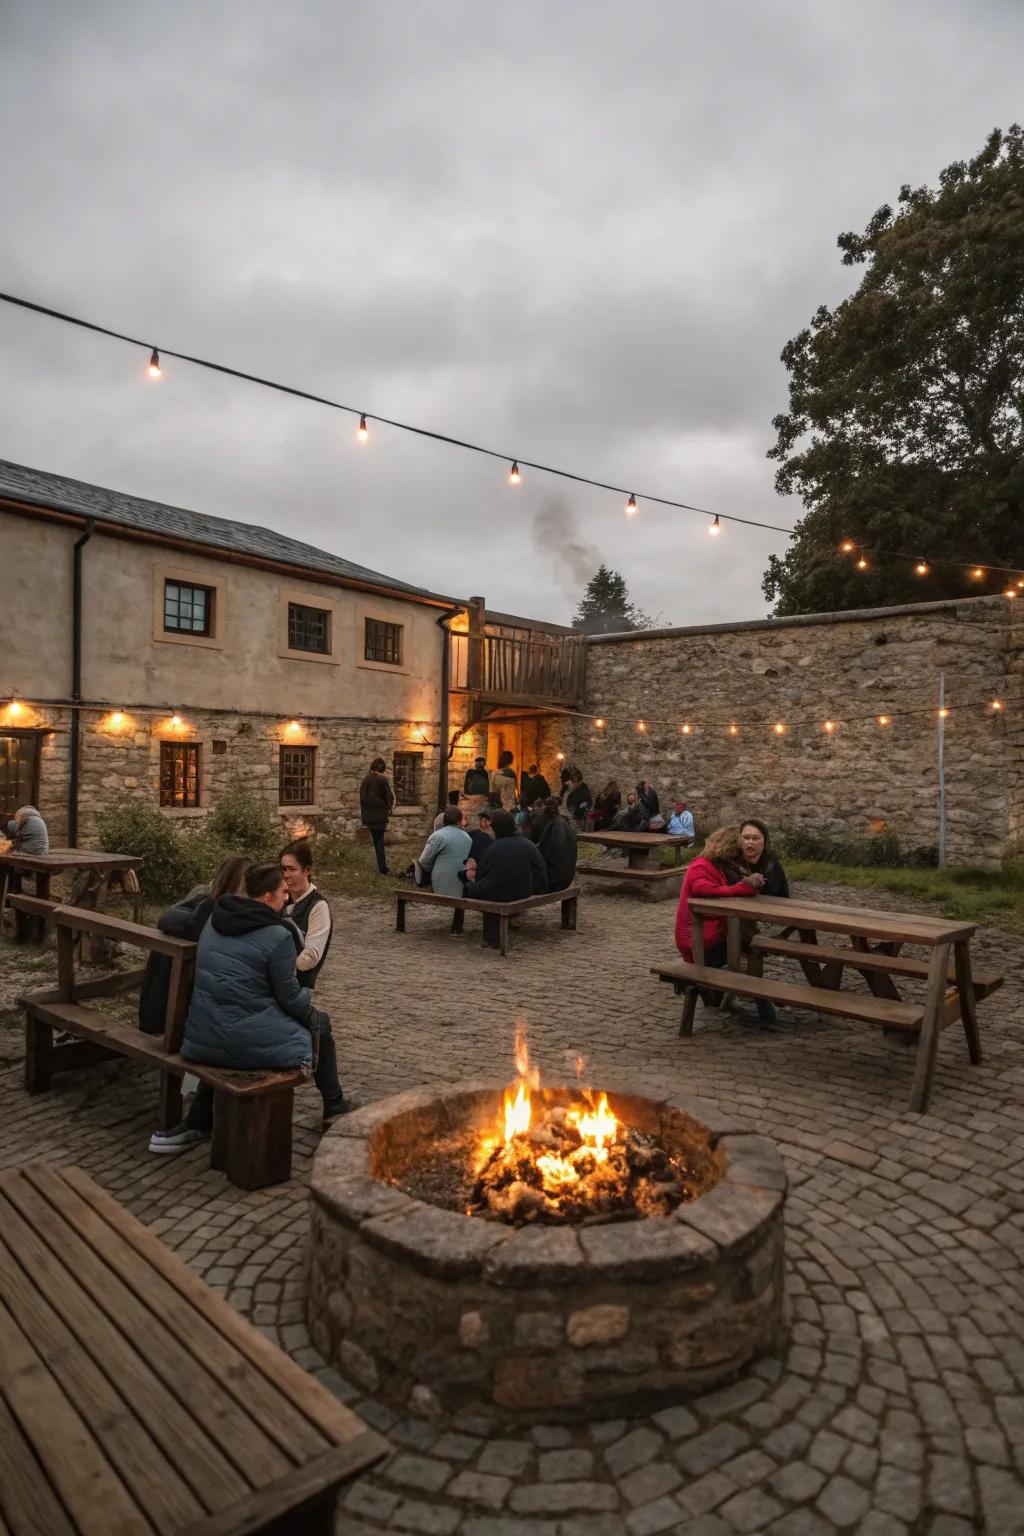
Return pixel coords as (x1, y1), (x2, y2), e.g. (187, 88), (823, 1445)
(824, 720), (836, 733)
(992, 699), (1003, 711)
(972, 568), (985, 579)
(773, 722), (786, 735)
(1018, 579), (1024, 589)
(637, 720), (647, 732)
(840, 540), (855, 554)
(1006, 588), (1019, 599)
(358, 414), (368, 442)
(857, 557), (869, 570)
(878, 715), (891, 726)
(681, 723), (692, 735)
(626, 494), (637, 516)
(508, 461), (521, 485)
(728, 724), (739, 735)
(556, 751), (565, 761)
(938, 707), (950, 719)
(915, 561), (929, 576)
(147, 347), (161, 379)
(709, 515), (721, 536)
(594, 718), (605, 728)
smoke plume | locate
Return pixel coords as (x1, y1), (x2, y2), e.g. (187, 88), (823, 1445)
(531, 497), (601, 594)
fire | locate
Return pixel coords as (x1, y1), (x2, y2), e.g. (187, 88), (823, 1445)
(504, 1080), (531, 1142)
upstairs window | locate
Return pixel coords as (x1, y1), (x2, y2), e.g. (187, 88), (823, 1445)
(279, 745), (317, 806)
(393, 751), (423, 806)
(364, 618), (403, 666)
(288, 602), (331, 655)
(160, 741), (201, 808)
(164, 581), (213, 636)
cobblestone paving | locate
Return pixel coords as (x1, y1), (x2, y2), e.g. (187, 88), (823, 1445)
(1, 879), (1023, 1535)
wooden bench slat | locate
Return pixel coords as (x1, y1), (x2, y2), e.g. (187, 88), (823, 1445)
(0, 1194), (208, 1531)
(182, 1436), (387, 1536)
(2, 1170), (270, 1504)
(749, 934), (1004, 998)
(0, 1392), (77, 1536)
(60, 1166), (375, 1455)
(578, 865), (682, 881)
(4, 894), (58, 919)
(22, 1001), (303, 1096)
(50, 904), (198, 957)
(19, 1166), (329, 1476)
(652, 961), (925, 1030)
(0, 1295), (149, 1536)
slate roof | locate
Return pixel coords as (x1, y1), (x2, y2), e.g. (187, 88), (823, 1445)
(0, 458), (461, 606)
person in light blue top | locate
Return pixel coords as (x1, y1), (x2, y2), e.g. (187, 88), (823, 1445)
(667, 801), (696, 842)
(417, 806), (472, 897)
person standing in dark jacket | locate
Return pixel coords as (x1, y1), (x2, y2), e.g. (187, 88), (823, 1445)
(463, 757), (491, 797)
(519, 764), (550, 810)
(359, 756), (395, 875)
(534, 799), (577, 891)
(637, 781), (660, 819)
(565, 773), (591, 826)
(149, 863), (348, 1153)
(138, 855), (250, 1036)
(461, 810), (547, 947)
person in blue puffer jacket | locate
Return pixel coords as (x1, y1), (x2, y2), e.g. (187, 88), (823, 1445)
(149, 861), (349, 1155)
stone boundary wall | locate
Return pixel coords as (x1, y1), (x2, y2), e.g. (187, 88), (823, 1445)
(536, 597), (1022, 867)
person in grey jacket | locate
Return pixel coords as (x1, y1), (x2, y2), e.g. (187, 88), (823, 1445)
(5, 805), (49, 855)
(149, 862), (349, 1153)
(417, 807), (472, 897)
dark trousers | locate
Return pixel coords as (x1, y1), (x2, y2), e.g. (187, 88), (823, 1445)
(700, 943), (775, 1022)
(369, 827), (388, 874)
(185, 1013), (344, 1130)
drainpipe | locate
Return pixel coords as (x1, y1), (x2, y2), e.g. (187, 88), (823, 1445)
(67, 518), (94, 846)
(435, 606), (462, 812)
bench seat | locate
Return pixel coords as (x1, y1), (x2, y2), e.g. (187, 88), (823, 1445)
(395, 885), (579, 955)
(652, 960), (926, 1034)
(748, 934), (1004, 999)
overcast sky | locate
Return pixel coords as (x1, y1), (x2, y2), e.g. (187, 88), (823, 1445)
(1, 1), (1021, 627)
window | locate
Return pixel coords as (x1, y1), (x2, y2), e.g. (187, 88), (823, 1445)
(393, 751), (423, 807)
(288, 602), (331, 655)
(279, 745), (317, 806)
(0, 733), (41, 817)
(160, 742), (201, 808)
(164, 581), (213, 636)
(364, 618), (403, 666)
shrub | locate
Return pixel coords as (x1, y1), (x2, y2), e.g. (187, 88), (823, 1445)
(777, 825), (938, 869)
(197, 784), (282, 868)
(95, 799), (203, 902)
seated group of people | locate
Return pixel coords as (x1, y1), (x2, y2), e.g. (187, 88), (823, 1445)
(676, 818), (789, 1025)
(579, 778), (695, 841)
(144, 839), (349, 1153)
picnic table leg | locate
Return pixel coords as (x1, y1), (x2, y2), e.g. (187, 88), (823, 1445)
(909, 943), (951, 1113)
(24, 1008), (54, 1093)
(726, 914), (742, 972)
(451, 908), (465, 935)
(690, 910), (705, 965)
(560, 894), (577, 931)
(679, 988), (699, 1037)
(953, 939), (982, 1065)
(395, 897), (406, 933)
(220, 1089), (295, 1190)
(158, 1071), (183, 1131)
(499, 915), (509, 956)
(627, 848), (652, 871)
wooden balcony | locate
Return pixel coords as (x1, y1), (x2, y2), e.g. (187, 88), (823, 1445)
(450, 631), (586, 708)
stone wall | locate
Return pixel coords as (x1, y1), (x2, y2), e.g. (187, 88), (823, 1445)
(533, 597), (1021, 867)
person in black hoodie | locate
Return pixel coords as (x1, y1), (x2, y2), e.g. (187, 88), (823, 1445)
(461, 810), (547, 947)
(519, 763), (551, 810)
(463, 757), (491, 797)
(534, 798), (577, 892)
(138, 855), (251, 1036)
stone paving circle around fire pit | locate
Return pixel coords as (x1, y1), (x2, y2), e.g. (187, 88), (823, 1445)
(307, 1081), (787, 1423)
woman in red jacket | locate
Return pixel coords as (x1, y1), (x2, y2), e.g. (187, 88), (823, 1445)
(675, 825), (777, 1024)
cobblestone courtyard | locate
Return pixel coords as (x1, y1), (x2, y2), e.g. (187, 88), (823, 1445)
(1, 879), (1022, 1536)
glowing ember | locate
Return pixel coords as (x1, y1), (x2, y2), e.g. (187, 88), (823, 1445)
(468, 1029), (698, 1226)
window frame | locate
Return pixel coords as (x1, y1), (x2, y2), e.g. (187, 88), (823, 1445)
(160, 740), (202, 809)
(363, 617), (403, 667)
(279, 744), (318, 808)
(287, 601), (332, 656)
(392, 750), (424, 807)
(0, 729), (42, 817)
(152, 563), (226, 652)
(277, 587), (341, 666)
(163, 579), (215, 638)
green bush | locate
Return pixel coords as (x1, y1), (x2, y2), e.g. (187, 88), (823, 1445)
(777, 826), (938, 869)
(201, 783), (282, 862)
(95, 799), (203, 902)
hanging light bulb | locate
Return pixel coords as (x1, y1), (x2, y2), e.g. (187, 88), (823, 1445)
(508, 462), (521, 485)
(147, 347), (162, 379)
(358, 414), (368, 442)
(708, 515), (721, 536)
(823, 720), (836, 733)
(728, 723), (739, 736)
(971, 567), (984, 579)
(1005, 588), (1019, 599)
(681, 723), (692, 735)
(594, 718), (605, 728)
(878, 714), (890, 727)
(773, 722), (786, 735)
(637, 720), (647, 732)
(1017, 578), (1024, 589)
(915, 561), (929, 575)
(840, 540), (855, 554)
(938, 707), (950, 719)
(857, 557), (869, 570)
(992, 699), (1003, 711)
(626, 493), (637, 516)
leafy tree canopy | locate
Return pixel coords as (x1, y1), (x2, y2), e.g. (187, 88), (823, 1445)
(571, 564), (655, 634)
(764, 125), (1024, 616)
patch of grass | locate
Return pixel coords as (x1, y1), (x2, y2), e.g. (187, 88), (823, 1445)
(314, 835), (425, 902)
(785, 858), (1024, 932)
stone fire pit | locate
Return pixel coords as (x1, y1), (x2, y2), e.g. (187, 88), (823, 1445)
(307, 1081), (786, 1422)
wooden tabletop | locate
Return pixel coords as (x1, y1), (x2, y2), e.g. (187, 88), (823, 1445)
(688, 893), (977, 945)
(578, 831), (692, 848)
(0, 849), (142, 872)
(0, 1162), (387, 1535)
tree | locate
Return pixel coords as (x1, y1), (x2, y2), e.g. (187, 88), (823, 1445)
(764, 125), (1024, 616)
(571, 565), (655, 634)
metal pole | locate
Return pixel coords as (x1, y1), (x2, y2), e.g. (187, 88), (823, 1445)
(937, 670), (946, 869)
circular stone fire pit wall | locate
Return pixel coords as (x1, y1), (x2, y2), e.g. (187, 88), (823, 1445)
(307, 1083), (786, 1423)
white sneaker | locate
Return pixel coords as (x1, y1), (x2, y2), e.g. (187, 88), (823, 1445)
(148, 1123), (210, 1155)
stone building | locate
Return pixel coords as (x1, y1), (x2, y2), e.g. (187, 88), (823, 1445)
(0, 460), (586, 845)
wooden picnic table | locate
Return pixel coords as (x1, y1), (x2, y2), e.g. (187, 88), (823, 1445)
(0, 1161), (388, 1534)
(659, 893), (995, 1112)
(577, 831), (691, 900)
(0, 849), (143, 941)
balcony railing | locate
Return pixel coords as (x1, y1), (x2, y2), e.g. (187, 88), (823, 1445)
(451, 631), (586, 707)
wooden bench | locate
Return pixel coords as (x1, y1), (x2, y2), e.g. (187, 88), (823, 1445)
(0, 1161), (387, 1534)
(19, 906), (305, 1191)
(395, 884), (579, 955)
(653, 959), (927, 1037)
(748, 933), (1005, 1001)
(578, 862), (684, 899)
